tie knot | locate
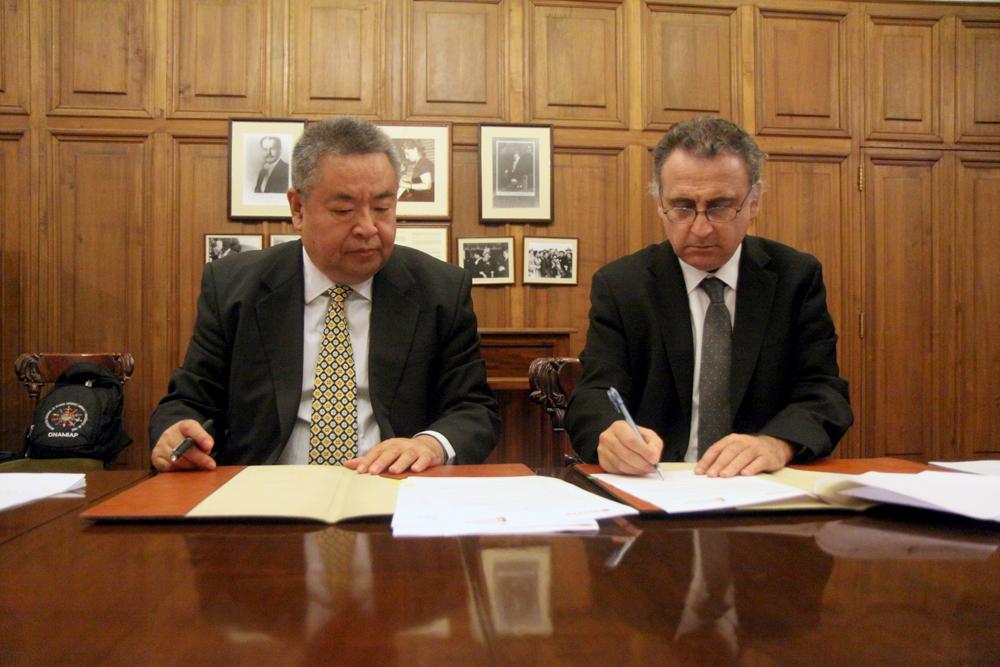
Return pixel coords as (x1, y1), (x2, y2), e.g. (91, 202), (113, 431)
(700, 277), (727, 304)
(327, 284), (352, 304)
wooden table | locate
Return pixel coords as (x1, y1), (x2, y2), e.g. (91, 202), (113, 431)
(1, 463), (998, 665)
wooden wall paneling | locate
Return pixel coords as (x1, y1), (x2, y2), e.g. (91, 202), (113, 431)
(173, 138), (234, 357)
(0, 0), (30, 114)
(450, 143), (513, 327)
(756, 3), (850, 137)
(170, 0), (269, 118)
(522, 147), (627, 356)
(46, 132), (153, 467)
(643, 1), (740, 130)
(527, 0), (626, 127)
(955, 154), (1000, 457)
(48, 0), (154, 117)
(406, 0), (506, 120)
(756, 149), (861, 456)
(862, 150), (949, 460)
(955, 17), (1000, 145)
(287, 0), (385, 118)
(0, 131), (29, 448)
(864, 6), (945, 143)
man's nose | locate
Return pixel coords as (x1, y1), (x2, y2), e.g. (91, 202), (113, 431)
(689, 210), (714, 236)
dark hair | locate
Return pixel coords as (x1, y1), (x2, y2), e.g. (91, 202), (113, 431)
(291, 117), (401, 199)
(651, 116), (767, 195)
(260, 135), (282, 152)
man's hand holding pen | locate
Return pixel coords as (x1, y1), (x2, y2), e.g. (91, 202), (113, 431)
(151, 418), (216, 472)
(600, 388), (664, 477)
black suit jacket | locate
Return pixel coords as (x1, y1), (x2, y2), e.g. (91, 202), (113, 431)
(255, 159), (289, 193)
(565, 236), (852, 462)
(150, 241), (500, 464)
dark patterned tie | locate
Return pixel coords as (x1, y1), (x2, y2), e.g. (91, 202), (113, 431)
(309, 285), (358, 465)
(698, 277), (731, 457)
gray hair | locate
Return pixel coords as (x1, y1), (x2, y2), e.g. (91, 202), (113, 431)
(650, 116), (767, 197)
(291, 117), (401, 199)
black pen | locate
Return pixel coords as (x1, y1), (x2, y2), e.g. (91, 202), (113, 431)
(606, 387), (663, 480)
(170, 418), (214, 463)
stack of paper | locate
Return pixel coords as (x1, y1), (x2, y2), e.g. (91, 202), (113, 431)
(0, 473), (87, 512)
(391, 476), (637, 536)
(838, 471), (1000, 522)
(591, 469), (812, 513)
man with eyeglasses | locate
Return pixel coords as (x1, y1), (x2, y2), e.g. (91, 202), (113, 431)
(565, 116), (853, 477)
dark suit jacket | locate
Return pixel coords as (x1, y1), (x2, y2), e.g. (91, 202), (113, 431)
(565, 236), (853, 462)
(255, 159), (289, 193)
(150, 241), (500, 464)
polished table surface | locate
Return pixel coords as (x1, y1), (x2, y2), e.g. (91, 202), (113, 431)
(2, 465), (999, 666)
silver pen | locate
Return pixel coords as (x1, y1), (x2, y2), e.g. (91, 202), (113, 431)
(606, 387), (663, 480)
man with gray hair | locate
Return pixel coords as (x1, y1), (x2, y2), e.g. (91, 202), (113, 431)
(151, 117), (499, 473)
(566, 116), (852, 477)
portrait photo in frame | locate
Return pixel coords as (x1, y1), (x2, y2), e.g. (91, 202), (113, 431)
(457, 237), (515, 285)
(205, 234), (264, 263)
(523, 237), (578, 285)
(479, 124), (553, 223)
(395, 224), (450, 263)
(228, 118), (305, 220)
(268, 233), (301, 247)
(376, 122), (451, 220)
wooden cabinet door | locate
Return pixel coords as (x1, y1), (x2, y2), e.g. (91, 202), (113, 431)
(954, 154), (1000, 458)
(863, 5), (947, 143)
(861, 149), (952, 459)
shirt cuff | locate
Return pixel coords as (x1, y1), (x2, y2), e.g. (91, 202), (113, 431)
(415, 430), (455, 464)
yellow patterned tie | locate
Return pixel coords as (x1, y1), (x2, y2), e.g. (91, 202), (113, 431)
(309, 285), (358, 465)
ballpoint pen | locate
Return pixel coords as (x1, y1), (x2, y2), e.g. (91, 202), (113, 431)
(606, 387), (663, 480)
(169, 418), (214, 463)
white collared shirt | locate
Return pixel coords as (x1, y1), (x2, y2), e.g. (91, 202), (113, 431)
(280, 248), (455, 464)
(677, 245), (741, 462)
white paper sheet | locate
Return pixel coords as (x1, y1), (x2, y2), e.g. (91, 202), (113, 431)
(591, 469), (810, 513)
(840, 471), (1000, 522)
(930, 460), (1000, 476)
(391, 476), (637, 536)
(0, 473), (87, 512)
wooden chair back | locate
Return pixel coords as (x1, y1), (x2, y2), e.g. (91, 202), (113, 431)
(14, 352), (135, 404)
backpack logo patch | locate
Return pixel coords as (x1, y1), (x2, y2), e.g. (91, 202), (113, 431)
(45, 402), (89, 433)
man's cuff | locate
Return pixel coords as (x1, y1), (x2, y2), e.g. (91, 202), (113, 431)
(415, 430), (455, 464)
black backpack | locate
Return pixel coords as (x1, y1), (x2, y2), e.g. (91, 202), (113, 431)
(24, 363), (132, 463)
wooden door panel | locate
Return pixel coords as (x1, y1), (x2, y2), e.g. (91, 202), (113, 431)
(863, 152), (946, 459)
(955, 156), (1000, 457)
(757, 6), (850, 136)
(643, 2), (739, 130)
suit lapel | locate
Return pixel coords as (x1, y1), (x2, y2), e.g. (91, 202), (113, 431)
(369, 254), (420, 436)
(255, 243), (305, 455)
(650, 244), (695, 426)
(731, 237), (776, 413)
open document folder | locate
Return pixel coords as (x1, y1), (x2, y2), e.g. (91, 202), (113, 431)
(588, 463), (873, 514)
(392, 476), (638, 536)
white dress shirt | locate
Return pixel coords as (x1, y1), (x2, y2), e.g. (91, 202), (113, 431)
(677, 245), (741, 462)
(279, 248), (455, 464)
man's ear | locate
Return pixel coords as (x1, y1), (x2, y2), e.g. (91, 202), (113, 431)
(288, 189), (304, 230)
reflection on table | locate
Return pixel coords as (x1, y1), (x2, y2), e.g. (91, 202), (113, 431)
(1, 468), (999, 665)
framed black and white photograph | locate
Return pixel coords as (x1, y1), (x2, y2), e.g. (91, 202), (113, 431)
(228, 118), (306, 220)
(479, 124), (553, 223)
(395, 224), (449, 263)
(457, 237), (515, 285)
(268, 233), (301, 247)
(205, 234), (264, 262)
(376, 122), (451, 220)
(523, 237), (578, 285)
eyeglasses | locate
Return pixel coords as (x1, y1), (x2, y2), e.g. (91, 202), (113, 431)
(660, 187), (755, 225)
